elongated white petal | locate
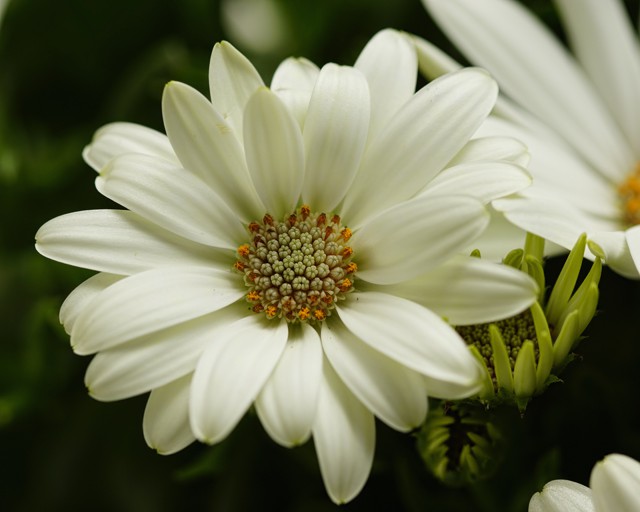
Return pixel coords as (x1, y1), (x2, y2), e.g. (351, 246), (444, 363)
(353, 195), (489, 285)
(386, 255), (538, 325)
(162, 81), (264, 221)
(412, 34), (462, 79)
(461, 206), (530, 261)
(83, 122), (179, 172)
(85, 305), (245, 400)
(421, 161), (531, 204)
(624, 227), (640, 278)
(255, 323), (322, 447)
(477, 116), (620, 220)
(447, 136), (529, 167)
(593, 229), (640, 278)
(71, 267), (244, 355)
(354, 29), (417, 142)
(243, 88), (304, 218)
(554, 0), (640, 154)
(60, 273), (123, 335)
(190, 315), (288, 444)
(528, 480), (594, 512)
(97, 153), (246, 249)
(423, 0), (634, 180)
(301, 64), (370, 212)
(313, 358), (375, 505)
(35, 210), (225, 275)
(337, 292), (483, 390)
(342, 67), (498, 227)
(208, 41), (265, 142)
(493, 195), (587, 254)
(143, 374), (195, 455)
(590, 454), (640, 512)
(321, 319), (427, 431)
(271, 57), (319, 127)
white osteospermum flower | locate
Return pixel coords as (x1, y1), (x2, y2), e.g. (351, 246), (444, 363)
(35, 29), (537, 504)
(529, 454), (640, 512)
(420, 0), (640, 277)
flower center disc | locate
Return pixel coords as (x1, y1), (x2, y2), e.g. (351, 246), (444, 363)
(619, 163), (640, 226)
(234, 205), (357, 323)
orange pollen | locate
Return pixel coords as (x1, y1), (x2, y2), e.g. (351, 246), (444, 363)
(316, 213), (327, 226)
(237, 244), (250, 257)
(300, 205), (311, 219)
(322, 295), (334, 305)
(331, 214), (341, 224)
(341, 246), (353, 258)
(252, 304), (264, 313)
(248, 222), (261, 233)
(313, 309), (326, 320)
(338, 278), (352, 292)
(233, 261), (246, 271)
(346, 262), (358, 274)
(263, 214), (274, 225)
(247, 291), (260, 302)
(265, 305), (278, 318)
(298, 307), (311, 320)
(340, 228), (352, 241)
(620, 163), (640, 225)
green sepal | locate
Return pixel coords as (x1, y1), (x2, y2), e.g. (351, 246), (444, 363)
(489, 324), (514, 393)
(530, 302), (553, 390)
(545, 233), (587, 325)
(513, 340), (536, 400)
(552, 310), (580, 367)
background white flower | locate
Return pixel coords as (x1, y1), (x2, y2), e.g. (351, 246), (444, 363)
(35, 29), (537, 503)
(420, 0), (640, 277)
(529, 453), (640, 512)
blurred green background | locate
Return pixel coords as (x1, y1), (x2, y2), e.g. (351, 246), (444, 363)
(1, 0), (639, 510)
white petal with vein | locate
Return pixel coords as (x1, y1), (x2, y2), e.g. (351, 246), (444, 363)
(190, 315), (288, 444)
(255, 323), (322, 447)
(313, 358), (375, 505)
(71, 266), (244, 355)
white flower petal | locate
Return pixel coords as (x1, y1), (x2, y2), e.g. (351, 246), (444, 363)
(493, 195), (587, 254)
(97, 153), (246, 249)
(243, 88), (304, 218)
(594, 228), (640, 279)
(477, 116), (620, 220)
(255, 323), (322, 447)
(448, 136), (530, 167)
(421, 161), (531, 204)
(353, 194), (489, 285)
(336, 291), (483, 392)
(342, 67), (498, 227)
(162, 81), (264, 221)
(528, 480), (594, 512)
(555, 0), (640, 154)
(386, 254), (538, 325)
(412, 34), (462, 79)
(461, 207), (530, 261)
(71, 266), (244, 355)
(35, 210), (225, 275)
(190, 315), (288, 444)
(271, 57), (319, 127)
(208, 41), (265, 143)
(82, 122), (179, 172)
(422, 0), (634, 180)
(321, 318), (427, 431)
(143, 374), (196, 455)
(301, 64), (370, 212)
(354, 29), (417, 142)
(85, 305), (245, 401)
(60, 273), (123, 335)
(590, 454), (640, 512)
(312, 358), (375, 505)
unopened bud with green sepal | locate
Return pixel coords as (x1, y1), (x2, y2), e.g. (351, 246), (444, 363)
(455, 233), (600, 411)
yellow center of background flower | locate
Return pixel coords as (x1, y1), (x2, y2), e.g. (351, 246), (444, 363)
(234, 205), (356, 323)
(618, 163), (640, 226)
